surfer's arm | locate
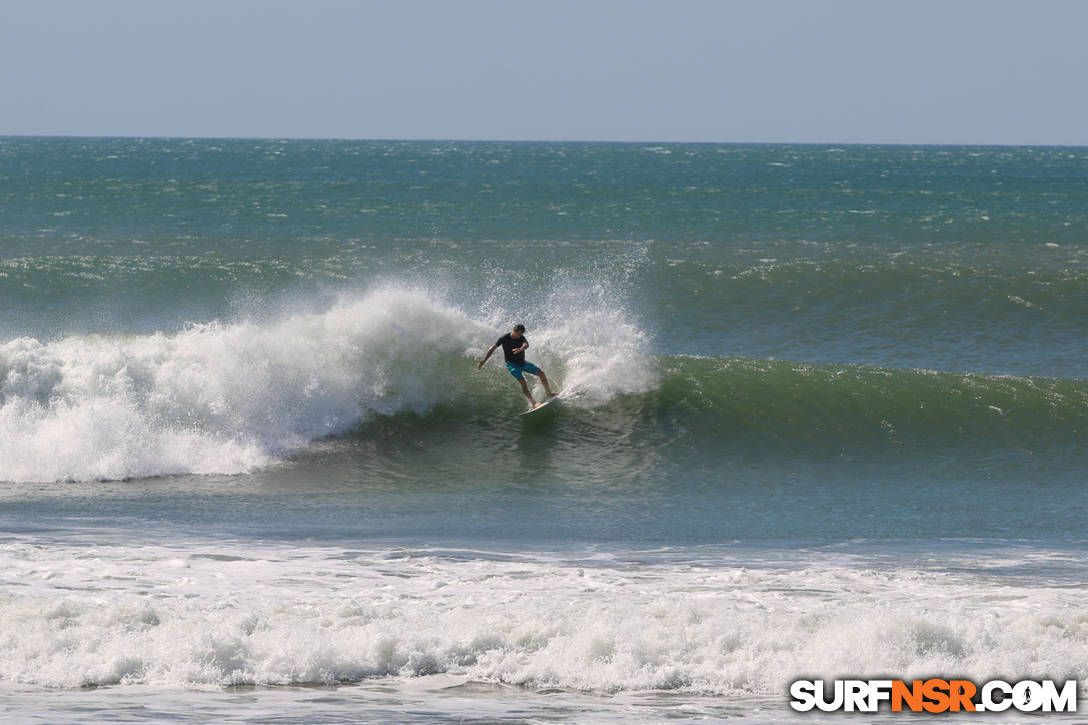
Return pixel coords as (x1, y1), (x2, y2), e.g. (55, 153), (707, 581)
(476, 343), (498, 369)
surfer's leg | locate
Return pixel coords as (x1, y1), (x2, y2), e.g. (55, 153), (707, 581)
(522, 362), (555, 397)
(508, 362), (536, 407)
(517, 377), (538, 408)
(537, 371), (557, 397)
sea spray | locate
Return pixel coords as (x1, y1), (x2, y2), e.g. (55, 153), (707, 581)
(531, 260), (658, 405)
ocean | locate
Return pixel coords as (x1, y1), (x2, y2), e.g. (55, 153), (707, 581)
(0, 138), (1085, 723)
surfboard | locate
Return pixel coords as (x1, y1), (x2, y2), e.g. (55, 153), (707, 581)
(519, 395), (561, 417)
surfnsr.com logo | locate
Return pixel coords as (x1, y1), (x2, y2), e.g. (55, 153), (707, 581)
(790, 679), (1078, 713)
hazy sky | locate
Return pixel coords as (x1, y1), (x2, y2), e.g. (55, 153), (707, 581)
(2, 0), (1085, 144)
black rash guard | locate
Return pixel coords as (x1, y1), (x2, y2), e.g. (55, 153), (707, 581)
(497, 333), (528, 365)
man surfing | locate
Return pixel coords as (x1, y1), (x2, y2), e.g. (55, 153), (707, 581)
(476, 324), (558, 409)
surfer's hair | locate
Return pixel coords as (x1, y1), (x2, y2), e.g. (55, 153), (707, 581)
(514, 324), (526, 333)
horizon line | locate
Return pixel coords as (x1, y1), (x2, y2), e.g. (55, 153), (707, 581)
(3, 133), (1087, 149)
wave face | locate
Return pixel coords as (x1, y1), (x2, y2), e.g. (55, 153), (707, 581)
(4, 314), (1083, 485)
(653, 356), (1086, 451)
(1, 279), (1083, 483)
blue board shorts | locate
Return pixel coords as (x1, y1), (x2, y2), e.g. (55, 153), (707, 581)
(506, 361), (541, 380)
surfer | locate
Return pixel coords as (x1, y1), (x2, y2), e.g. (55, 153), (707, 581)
(476, 324), (558, 409)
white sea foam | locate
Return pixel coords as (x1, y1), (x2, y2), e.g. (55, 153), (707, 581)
(1, 540), (1085, 695)
(0, 283), (654, 482)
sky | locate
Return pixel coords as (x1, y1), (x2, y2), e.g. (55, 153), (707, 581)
(2, 0), (1086, 145)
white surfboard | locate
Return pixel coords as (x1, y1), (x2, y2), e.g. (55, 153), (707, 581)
(518, 395), (561, 417)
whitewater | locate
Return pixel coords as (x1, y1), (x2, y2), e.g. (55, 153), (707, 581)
(4, 537), (1086, 718)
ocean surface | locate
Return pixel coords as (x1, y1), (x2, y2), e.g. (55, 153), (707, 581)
(0, 138), (1085, 723)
